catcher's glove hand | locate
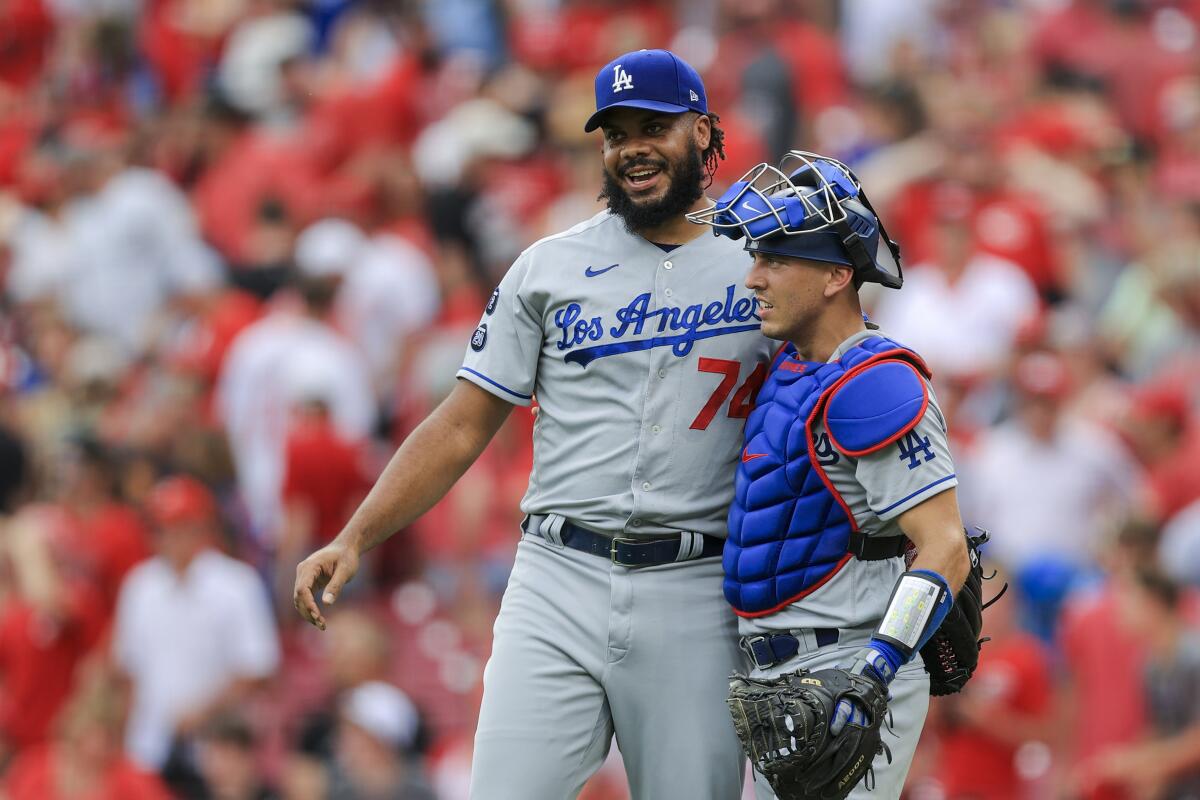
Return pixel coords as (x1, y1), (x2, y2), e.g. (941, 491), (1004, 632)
(919, 528), (1007, 696)
(727, 667), (890, 800)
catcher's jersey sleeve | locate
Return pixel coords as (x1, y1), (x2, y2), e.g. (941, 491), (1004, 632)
(457, 253), (540, 406)
(855, 395), (957, 521)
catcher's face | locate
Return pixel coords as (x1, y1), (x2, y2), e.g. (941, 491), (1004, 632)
(745, 252), (848, 342)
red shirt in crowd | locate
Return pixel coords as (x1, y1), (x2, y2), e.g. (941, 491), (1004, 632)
(2, 744), (172, 800)
(936, 632), (1054, 800)
(1146, 428), (1200, 522)
(281, 416), (372, 546)
(0, 0), (53, 91)
(1059, 584), (1147, 800)
(0, 584), (107, 752)
(64, 503), (152, 618)
(890, 180), (1061, 295)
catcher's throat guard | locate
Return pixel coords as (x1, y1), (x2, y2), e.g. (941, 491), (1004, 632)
(686, 151), (903, 289)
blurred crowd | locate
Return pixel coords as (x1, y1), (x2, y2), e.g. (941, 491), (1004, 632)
(0, 0), (1198, 798)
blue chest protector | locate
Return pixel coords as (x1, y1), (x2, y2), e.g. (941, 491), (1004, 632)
(725, 334), (932, 617)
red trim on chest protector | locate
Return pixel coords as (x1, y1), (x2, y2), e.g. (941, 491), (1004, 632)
(822, 358), (930, 457)
(733, 553), (854, 618)
(732, 348), (932, 618)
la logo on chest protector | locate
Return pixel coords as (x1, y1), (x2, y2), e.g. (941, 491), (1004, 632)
(612, 64), (634, 92)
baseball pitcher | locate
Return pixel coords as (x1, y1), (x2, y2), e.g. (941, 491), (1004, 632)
(689, 152), (992, 800)
(294, 50), (775, 799)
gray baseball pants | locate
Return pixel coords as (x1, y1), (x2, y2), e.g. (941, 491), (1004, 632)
(469, 532), (745, 799)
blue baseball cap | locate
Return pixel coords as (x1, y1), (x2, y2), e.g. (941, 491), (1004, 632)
(584, 49), (708, 133)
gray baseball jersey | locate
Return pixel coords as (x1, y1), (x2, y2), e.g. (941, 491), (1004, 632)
(458, 210), (777, 537)
(743, 328), (957, 800)
(459, 209), (775, 800)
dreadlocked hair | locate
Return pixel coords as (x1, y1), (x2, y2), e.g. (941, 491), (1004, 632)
(702, 112), (726, 188)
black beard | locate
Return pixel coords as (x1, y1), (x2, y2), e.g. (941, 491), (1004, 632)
(599, 143), (705, 235)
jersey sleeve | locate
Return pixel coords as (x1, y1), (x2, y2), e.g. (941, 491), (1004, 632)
(456, 252), (541, 406)
(855, 388), (957, 521)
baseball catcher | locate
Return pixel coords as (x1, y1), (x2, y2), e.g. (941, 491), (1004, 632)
(689, 152), (1003, 799)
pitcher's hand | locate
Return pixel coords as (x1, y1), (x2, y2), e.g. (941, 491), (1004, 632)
(293, 542), (360, 630)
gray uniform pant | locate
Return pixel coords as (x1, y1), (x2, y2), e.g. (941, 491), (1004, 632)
(469, 533), (745, 799)
(749, 635), (930, 800)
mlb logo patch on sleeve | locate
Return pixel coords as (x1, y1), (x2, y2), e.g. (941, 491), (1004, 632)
(471, 324), (488, 352)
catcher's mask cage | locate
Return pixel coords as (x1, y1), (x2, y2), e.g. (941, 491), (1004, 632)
(687, 151), (904, 289)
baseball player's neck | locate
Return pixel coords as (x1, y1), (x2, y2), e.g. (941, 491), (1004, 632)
(632, 196), (714, 245)
(792, 303), (867, 364)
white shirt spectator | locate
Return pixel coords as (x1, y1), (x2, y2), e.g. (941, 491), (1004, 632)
(7, 168), (222, 354)
(217, 310), (376, 541)
(4, 206), (74, 304)
(113, 549), (280, 769)
(961, 417), (1141, 571)
(839, 0), (941, 84)
(1159, 499), (1200, 586)
(871, 254), (1039, 378)
(336, 234), (441, 391)
(218, 8), (314, 118)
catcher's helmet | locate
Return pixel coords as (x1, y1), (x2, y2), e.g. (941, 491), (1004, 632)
(687, 151), (903, 289)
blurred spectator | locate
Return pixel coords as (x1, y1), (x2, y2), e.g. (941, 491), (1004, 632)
(926, 567), (1054, 800)
(291, 609), (426, 758)
(326, 680), (435, 800)
(112, 475), (279, 773)
(1060, 520), (1164, 800)
(962, 352), (1141, 586)
(276, 398), (372, 610)
(216, 261), (375, 544)
(194, 712), (278, 800)
(871, 186), (1040, 380)
(285, 609), (433, 800)
(216, 1), (314, 123)
(1161, 499), (1200, 587)
(52, 436), (151, 616)
(2, 670), (171, 800)
(0, 505), (106, 759)
(336, 232), (441, 398)
(1120, 381), (1200, 523)
(1087, 568), (1200, 800)
(6, 127), (221, 355)
(1099, 211), (1200, 380)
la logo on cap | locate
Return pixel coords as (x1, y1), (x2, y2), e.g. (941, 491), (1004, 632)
(612, 64), (634, 92)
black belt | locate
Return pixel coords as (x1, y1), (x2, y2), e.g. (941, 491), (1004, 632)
(523, 516), (723, 567)
(741, 629), (840, 670)
(848, 530), (909, 561)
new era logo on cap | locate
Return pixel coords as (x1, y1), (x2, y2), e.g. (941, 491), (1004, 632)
(584, 49), (708, 132)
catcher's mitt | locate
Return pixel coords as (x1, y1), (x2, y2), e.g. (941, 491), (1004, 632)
(727, 667), (890, 800)
(918, 528), (1007, 696)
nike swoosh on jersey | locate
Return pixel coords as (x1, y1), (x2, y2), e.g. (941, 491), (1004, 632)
(741, 448), (767, 462)
(584, 263), (620, 277)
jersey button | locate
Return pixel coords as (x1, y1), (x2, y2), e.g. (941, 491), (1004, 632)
(658, 369), (666, 379)
(664, 289), (673, 298)
(651, 425), (661, 434)
(632, 518), (643, 526)
(663, 260), (673, 270)
(642, 481), (652, 491)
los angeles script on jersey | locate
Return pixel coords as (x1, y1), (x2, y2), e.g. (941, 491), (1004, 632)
(554, 284), (760, 367)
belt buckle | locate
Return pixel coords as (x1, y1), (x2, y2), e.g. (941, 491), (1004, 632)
(609, 536), (639, 565)
(741, 635), (770, 669)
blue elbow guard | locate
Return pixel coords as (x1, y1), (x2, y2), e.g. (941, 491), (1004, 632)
(872, 569), (954, 661)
